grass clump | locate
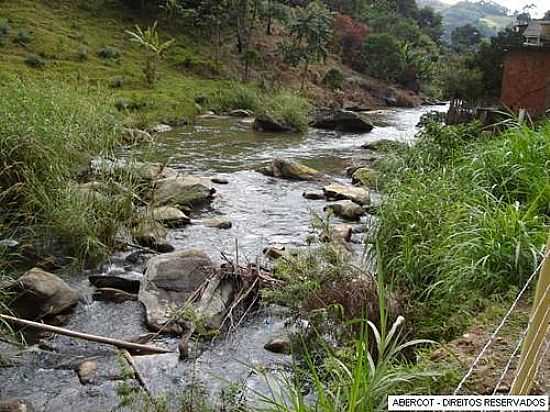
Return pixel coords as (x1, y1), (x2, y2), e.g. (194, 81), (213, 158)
(24, 54), (46, 68)
(262, 91), (311, 133)
(376, 121), (549, 339)
(0, 75), (135, 266)
(98, 46), (121, 60)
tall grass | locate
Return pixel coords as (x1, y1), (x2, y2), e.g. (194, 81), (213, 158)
(0, 75), (135, 266)
(208, 84), (311, 132)
(376, 122), (549, 338)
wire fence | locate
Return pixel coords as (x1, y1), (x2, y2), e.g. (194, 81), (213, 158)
(454, 243), (550, 396)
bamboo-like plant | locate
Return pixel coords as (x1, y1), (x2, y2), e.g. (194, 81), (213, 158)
(126, 22), (174, 87)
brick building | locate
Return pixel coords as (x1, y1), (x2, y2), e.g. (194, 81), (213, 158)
(500, 21), (550, 118)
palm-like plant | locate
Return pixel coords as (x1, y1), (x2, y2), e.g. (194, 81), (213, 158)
(126, 21), (175, 87)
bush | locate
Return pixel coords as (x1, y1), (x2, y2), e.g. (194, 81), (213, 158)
(209, 84), (261, 112)
(13, 30), (31, 45)
(263, 91), (311, 132)
(322, 68), (345, 90)
(110, 76), (126, 88)
(98, 46), (121, 59)
(376, 123), (549, 338)
(24, 54), (46, 68)
(0, 77), (135, 265)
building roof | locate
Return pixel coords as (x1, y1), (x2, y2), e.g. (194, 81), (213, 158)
(524, 21), (550, 40)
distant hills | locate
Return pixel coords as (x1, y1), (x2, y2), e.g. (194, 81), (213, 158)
(417, 0), (515, 40)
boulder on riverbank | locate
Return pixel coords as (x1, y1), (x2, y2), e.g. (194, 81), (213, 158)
(311, 110), (374, 133)
(133, 221), (172, 253)
(352, 167), (380, 189)
(259, 158), (324, 181)
(144, 206), (191, 228)
(323, 184), (370, 205)
(7, 268), (79, 321)
(253, 113), (294, 133)
(139, 250), (215, 334)
(324, 200), (365, 221)
(151, 175), (215, 209)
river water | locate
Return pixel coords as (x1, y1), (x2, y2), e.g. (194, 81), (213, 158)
(0, 105), (446, 411)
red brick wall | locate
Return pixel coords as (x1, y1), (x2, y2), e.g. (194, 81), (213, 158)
(500, 48), (550, 117)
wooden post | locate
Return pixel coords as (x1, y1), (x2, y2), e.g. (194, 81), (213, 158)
(510, 238), (550, 394)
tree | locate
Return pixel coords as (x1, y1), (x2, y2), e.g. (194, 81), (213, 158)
(416, 6), (443, 43)
(126, 22), (174, 87)
(543, 10), (550, 20)
(439, 56), (484, 102)
(361, 33), (404, 81)
(279, 0), (333, 88)
(451, 24), (482, 51)
(333, 13), (368, 66)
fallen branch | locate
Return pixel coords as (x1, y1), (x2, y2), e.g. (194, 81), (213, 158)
(0, 314), (172, 354)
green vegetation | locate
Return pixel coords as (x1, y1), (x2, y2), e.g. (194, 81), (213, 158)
(0, 75), (135, 267)
(377, 122), (549, 338)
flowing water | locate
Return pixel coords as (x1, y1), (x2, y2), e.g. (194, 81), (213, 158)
(0, 105), (446, 411)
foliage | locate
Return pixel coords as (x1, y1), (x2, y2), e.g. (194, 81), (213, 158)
(13, 30), (31, 45)
(76, 46), (89, 61)
(127, 21), (175, 87)
(376, 122), (550, 338)
(332, 13), (368, 66)
(438, 56), (483, 102)
(361, 33), (404, 81)
(451, 23), (482, 51)
(0, 76), (135, 266)
(263, 91), (312, 132)
(416, 6), (443, 43)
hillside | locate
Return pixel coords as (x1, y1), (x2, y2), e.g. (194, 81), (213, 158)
(0, 0), (419, 128)
(418, 0), (514, 39)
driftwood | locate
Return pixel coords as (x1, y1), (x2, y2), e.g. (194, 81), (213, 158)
(0, 314), (172, 354)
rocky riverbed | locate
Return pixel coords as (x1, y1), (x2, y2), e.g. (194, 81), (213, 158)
(0, 105), (447, 411)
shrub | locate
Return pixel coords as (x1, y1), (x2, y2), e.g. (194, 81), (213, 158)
(333, 14), (368, 66)
(98, 46), (121, 59)
(76, 46), (89, 61)
(110, 76), (126, 88)
(209, 84), (261, 113)
(263, 91), (311, 132)
(24, 54), (46, 68)
(322, 67), (345, 90)
(13, 30), (31, 45)
(0, 77), (135, 265)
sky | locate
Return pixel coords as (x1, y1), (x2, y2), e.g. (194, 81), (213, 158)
(443, 0), (547, 17)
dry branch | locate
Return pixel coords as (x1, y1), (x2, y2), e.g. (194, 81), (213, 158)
(0, 314), (172, 354)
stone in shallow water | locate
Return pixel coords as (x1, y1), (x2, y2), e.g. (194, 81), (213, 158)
(152, 175), (216, 209)
(311, 110), (374, 133)
(139, 250), (214, 334)
(324, 200), (365, 221)
(323, 184), (370, 206)
(264, 337), (291, 354)
(302, 191), (325, 200)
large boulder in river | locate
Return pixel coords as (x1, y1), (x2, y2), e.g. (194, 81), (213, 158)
(260, 158), (323, 181)
(8, 268), (79, 321)
(152, 175), (215, 209)
(324, 200), (365, 221)
(323, 184), (370, 205)
(139, 250), (214, 334)
(311, 110), (374, 133)
(253, 113), (293, 133)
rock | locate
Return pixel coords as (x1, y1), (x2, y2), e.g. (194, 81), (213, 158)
(352, 167), (379, 188)
(8, 268), (79, 321)
(121, 128), (152, 144)
(77, 360), (97, 385)
(90, 159), (177, 181)
(253, 113), (293, 133)
(92, 288), (138, 303)
(311, 110), (374, 133)
(194, 275), (234, 330)
(229, 109), (253, 117)
(211, 177), (229, 185)
(88, 274), (141, 293)
(361, 139), (404, 152)
(152, 175), (215, 209)
(264, 337), (291, 354)
(303, 191), (325, 200)
(0, 400), (35, 412)
(202, 218), (232, 229)
(323, 184), (370, 205)
(134, 162), (178, 181)
(263, 246), (286, 260)
(320, 224), (353, 243)
(150, 123), (173, 134)
(139, 250), (214, 334)
(260, 158), (323, 181)
(145, 206), (191, 228)
(133, 221), (169, 251)
(324, 200), (365, 221)
(0, 239), (19, 251)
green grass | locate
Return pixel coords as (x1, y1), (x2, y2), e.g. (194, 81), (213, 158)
(376, 121), (550, 339)
(0, 75), (135, 266)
